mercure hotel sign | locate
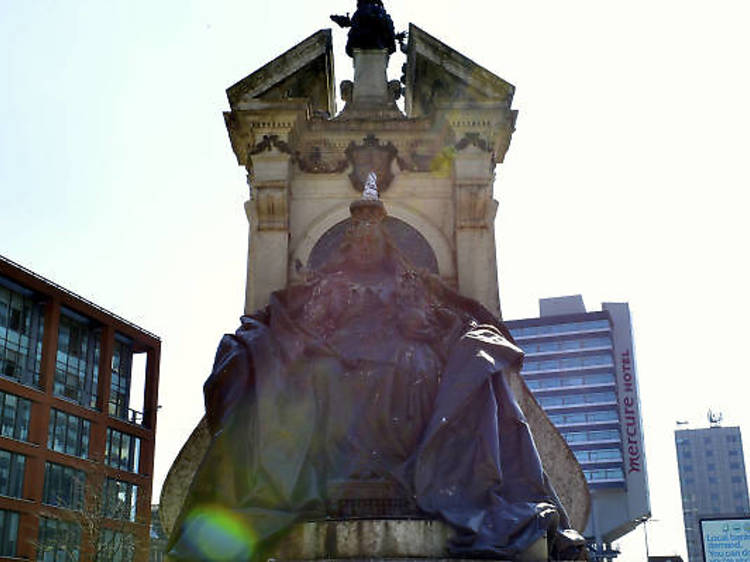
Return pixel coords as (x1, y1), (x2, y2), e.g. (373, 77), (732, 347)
(620, 348), (642, 474)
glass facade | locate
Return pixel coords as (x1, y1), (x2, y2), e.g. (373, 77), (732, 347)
(97, 529), (135, 562)
(524, 353), (614, 373)
(0, 509), (19, 557)
(0, 280), (45, 388)
(574, 448), (623, 463)
(536, 391), (617, 408)
(42, 462), (85, 510)
(0, 449), (25, 498)
(0, 257), (159, 562)
(48, 409), (91, 459)
(507, 315), (625, 488)
(54, 310), (100, 409)
(0, 390), (32, 441)
(525, 372), (615, 390)
(105, 428), (141, 473)
(37, 517), (81, 562)
(109, 336), (132, 420)
(547, 410), (618, 426)
(511, 319), (610, 338)
(562, 429), (621, 444)
(102, 478), (138, 521)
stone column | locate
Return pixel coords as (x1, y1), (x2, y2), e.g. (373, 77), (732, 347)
(453, 147), (501, 317)
(244, 149), (293, 314)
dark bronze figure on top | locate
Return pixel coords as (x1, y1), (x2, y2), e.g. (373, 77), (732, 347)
(331, 0), (405, 57)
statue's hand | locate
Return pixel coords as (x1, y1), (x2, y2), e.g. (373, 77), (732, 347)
(330, 14), (352, 28)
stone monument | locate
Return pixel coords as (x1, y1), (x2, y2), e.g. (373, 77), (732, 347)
(161, 2), (591, 560)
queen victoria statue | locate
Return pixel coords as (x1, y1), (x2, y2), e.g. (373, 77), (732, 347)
(166, 178), (587, 561)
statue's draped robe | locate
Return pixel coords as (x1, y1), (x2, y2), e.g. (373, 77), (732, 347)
(168, 269), (585, 560)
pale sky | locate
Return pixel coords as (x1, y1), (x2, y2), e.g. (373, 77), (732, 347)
(2, 1), (750, 560)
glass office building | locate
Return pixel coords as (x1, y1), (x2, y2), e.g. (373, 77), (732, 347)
(505, 295), (650, 558)
(0, 254), (161, 561)
(675, 425), (750, 562)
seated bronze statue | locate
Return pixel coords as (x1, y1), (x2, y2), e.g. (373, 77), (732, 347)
(167, 189), (587, 560)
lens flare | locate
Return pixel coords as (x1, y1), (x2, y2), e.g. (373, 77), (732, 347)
(181, 504), (257, 560)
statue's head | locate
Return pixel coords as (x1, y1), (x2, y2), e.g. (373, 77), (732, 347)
(346, 198), (388, 270)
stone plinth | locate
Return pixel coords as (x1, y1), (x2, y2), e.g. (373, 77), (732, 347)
(352, 49), (390, 106)
(268, 520), (548, 561)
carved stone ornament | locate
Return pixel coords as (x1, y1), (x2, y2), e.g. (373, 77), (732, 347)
(454, 132), (492, 153)
(297, 146), (349, 174)
(345, 134), (398, 192)
(456, 183), (493, 229)
(254, 181), (288, 231)
(249, 134), (294, 157)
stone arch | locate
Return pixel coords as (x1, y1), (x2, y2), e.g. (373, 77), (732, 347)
(291, 202), (455, 279)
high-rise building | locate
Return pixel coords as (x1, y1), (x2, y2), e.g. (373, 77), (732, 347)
(0, 254), (160, 561)
(505, 295), (650, 559)
(675, 425), (750, 562)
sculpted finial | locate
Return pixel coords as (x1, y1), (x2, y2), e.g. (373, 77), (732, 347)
(362, 171), (379, 200)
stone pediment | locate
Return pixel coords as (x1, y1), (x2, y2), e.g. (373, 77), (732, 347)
(404, 24), (515, 117)
(226, 29), (336, 116)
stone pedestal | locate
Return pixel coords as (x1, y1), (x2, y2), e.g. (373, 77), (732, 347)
(352, 49), (390, 107)
(268, 520), (549, 561)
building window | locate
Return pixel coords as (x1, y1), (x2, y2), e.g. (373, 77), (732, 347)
(54, 311), (100, 409)
(109, 336), (133, 420)
(0, 391), (32, 441)
(574, 448), (623, 463)
(97, 529), (135, 562)
(547, 410), (619, 426)
(0, 509), (19, 557)
(0, 282), (45, 388)
(523, 352), (614, 373)
(730, 462), (741, 470)
(708, 476), (718, 485)
(729, 449), (739, 456)
(705, 449), (713, 456)
(0, 449), (25, 498)
(37, 517), (81, 561)
(731, 476), (743, 483)
(583, 467), (624, 482)
(512, 319), (610, 338)
(42, 462), (85, 510)
(563, 429), (620, 444)
(105, 428), (141, 473)
(520, 335), (613, 354)
(726, 435), (738, 442)
(102, 478), (138, 521)
(48, 409), (90, 459)
(707, 463), (716, 471)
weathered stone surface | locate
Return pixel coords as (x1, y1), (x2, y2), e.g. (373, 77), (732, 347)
(271, 520), (453, 559)
(506, 368), (591, 531)
(268, 520), (548, 561)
